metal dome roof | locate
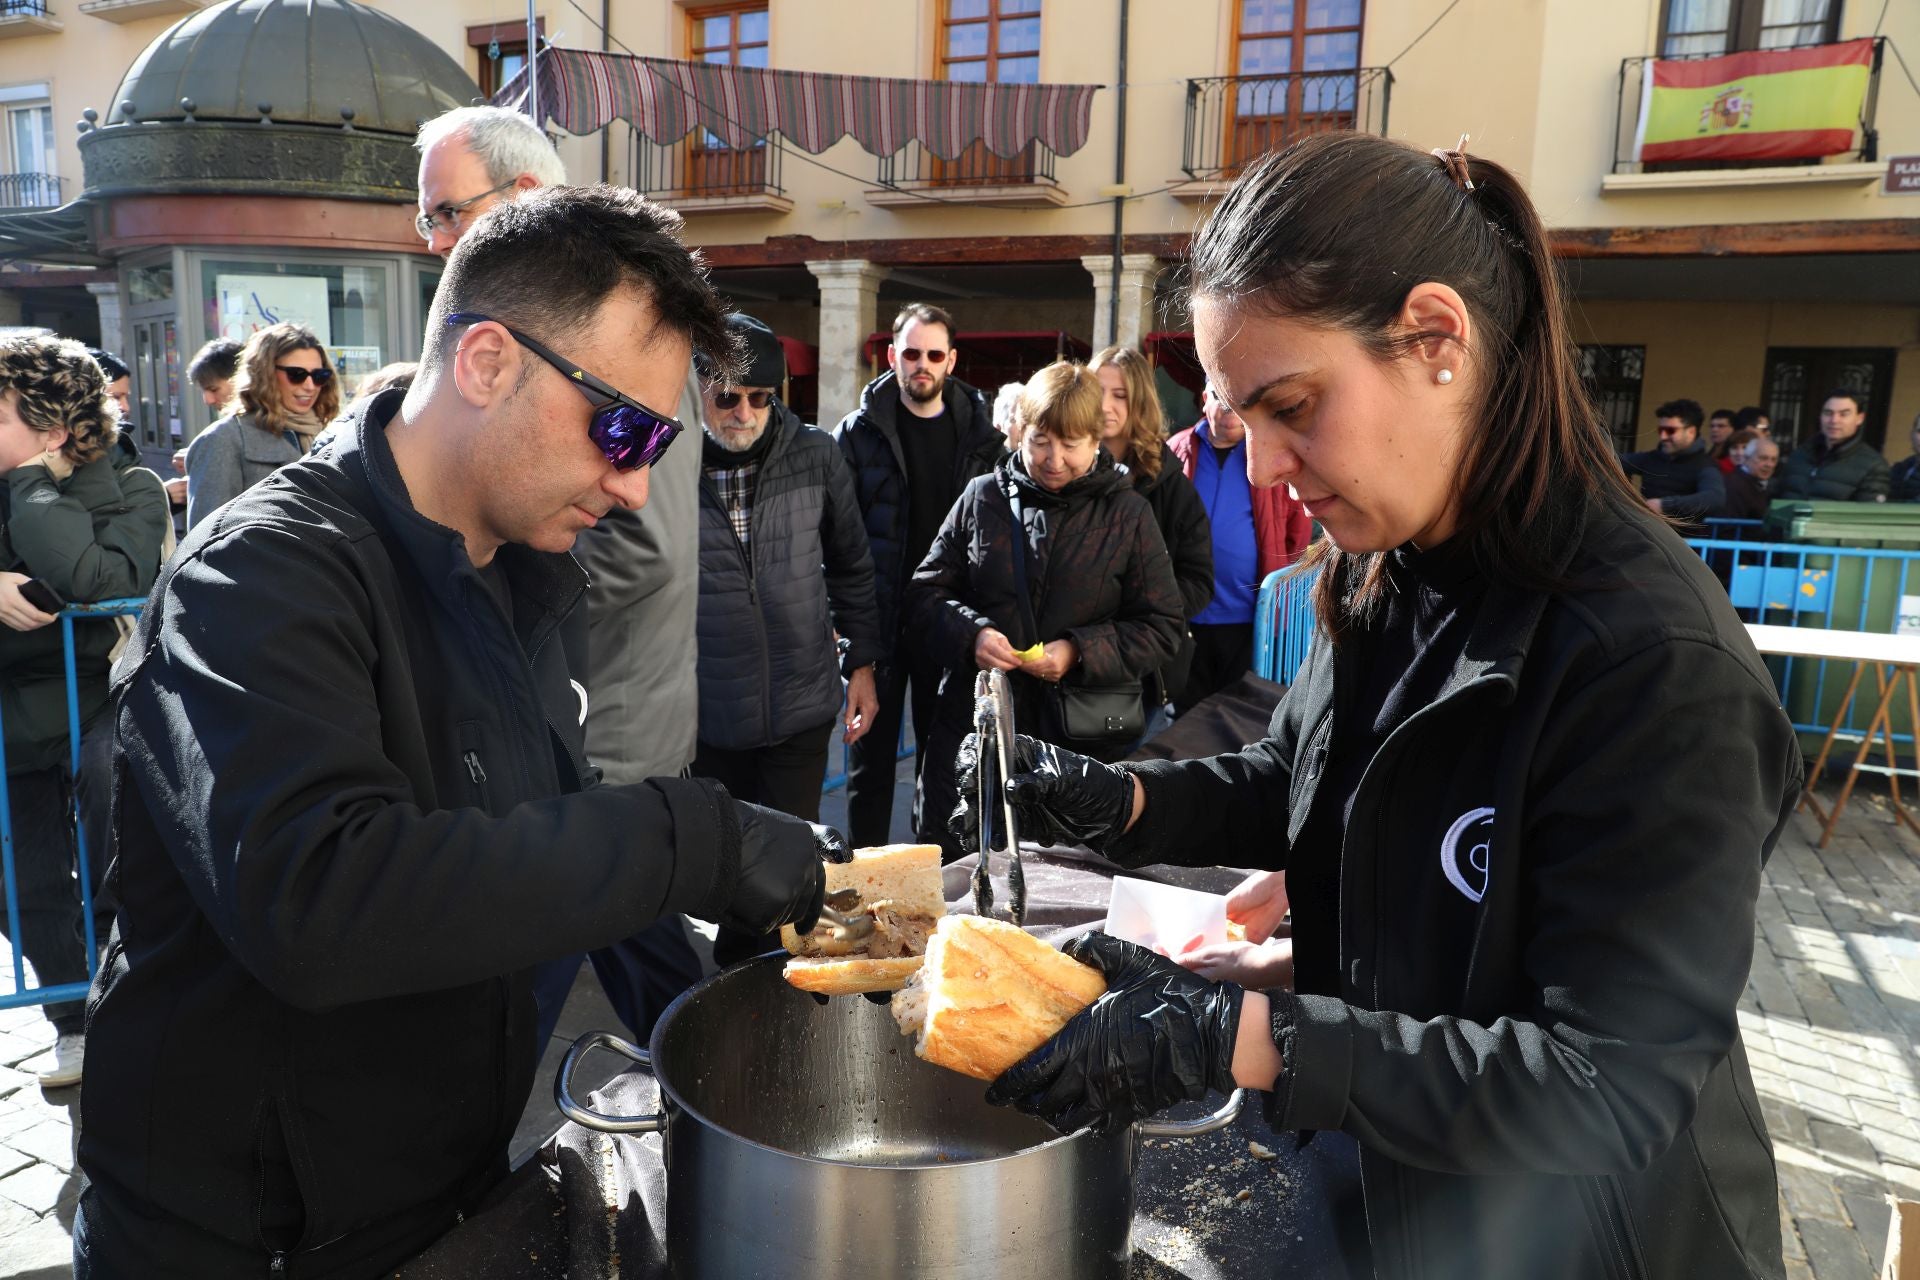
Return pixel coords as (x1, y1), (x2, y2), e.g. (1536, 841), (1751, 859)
(104, 0), (479, 135)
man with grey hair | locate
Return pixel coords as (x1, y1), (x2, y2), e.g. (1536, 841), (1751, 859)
(415, 105), (568, 257)
(412, 107), (709, 1044)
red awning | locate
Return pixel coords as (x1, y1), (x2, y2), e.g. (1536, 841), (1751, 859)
(495, 48), (1100, 160)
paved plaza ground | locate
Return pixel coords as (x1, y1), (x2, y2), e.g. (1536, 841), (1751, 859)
(1, 777), (1917, 1278)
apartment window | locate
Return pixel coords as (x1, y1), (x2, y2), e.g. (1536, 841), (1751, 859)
(1660, 0), (1840, 58)
(0, 86), (55, 210)
(925, 0), (1044, 185)
(1578, 344), (1647, 454)
(1227, 1), (1365, 167)
(468, 23), (541, 99)
(680, 4), (771, 194)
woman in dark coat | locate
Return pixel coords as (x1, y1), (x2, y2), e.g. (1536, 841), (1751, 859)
(184, 322), (339, 530)
(0, 336), (168, 1086)
(1090, 345), (1212, 716)
(954, 133), (1801, 1280)
(909, 360), (1184, 860)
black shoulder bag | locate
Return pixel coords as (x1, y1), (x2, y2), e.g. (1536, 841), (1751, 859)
(1003, 484), (1145, 743)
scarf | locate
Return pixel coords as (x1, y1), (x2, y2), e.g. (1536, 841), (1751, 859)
(276, 407), (326, 453)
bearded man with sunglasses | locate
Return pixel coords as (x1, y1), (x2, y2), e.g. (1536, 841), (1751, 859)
(833, 303), (999, 846)
(74, 186), (836, 1279)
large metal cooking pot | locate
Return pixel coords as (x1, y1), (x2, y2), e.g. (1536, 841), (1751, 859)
(557, 952), (1242, 1279)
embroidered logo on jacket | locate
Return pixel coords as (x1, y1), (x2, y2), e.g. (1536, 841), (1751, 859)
(1440, 807), (1494, 903)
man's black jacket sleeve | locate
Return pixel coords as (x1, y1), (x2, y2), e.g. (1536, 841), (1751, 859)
(117, 524), (744, 1012)
(1660, 463), (1725, 522)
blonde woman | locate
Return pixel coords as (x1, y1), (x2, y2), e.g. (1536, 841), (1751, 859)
(1088, 344), (1213, 718)
(907, 360), (1184, 859)
(184, 323), (339, 529)
(0, 336), (168, 1085)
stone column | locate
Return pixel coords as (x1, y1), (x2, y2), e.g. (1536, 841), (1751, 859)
(1080, 253), (1165, 352)
(806, 259), (890, 430)
(88, 281), (125, 356)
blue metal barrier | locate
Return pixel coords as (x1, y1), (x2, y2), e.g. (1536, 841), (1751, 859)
(0, 598), (145, 1012)
(1685, 538), (1920, 746)
(1252, 566), (1319, 686)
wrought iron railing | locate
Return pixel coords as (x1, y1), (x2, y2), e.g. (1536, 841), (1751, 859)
(1612, 37), (1884, 174)
(1183, 67), (1392, 182)
(876, 138), (1057, 190)
(632, 135), (784, 200)
(0, 0), (49, 16)
(0, 172), (62, 208)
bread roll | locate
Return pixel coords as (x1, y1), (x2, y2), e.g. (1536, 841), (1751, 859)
(891, 915), (1107, 1082)
(780, 844), (946, 995)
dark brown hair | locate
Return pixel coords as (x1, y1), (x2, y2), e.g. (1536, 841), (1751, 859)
(1088, 345), (1164, 480)
(0, 335), (119, 465)
(426, 184), (737, 384)
(892, 302), (954, 344)
(1186, 132), (1640, 639)
(234, 323), (340, 429)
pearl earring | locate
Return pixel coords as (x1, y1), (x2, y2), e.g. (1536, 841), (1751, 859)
(1436, 369), (1453, 385)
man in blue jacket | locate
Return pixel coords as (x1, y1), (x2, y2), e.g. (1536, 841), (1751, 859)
(75, 187), (835, 1279)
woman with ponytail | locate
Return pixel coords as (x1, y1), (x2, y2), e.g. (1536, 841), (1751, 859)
(953, 133), (1798, 1279)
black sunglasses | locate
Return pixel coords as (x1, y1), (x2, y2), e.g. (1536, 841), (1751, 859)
(445, 312), (682, 472)
(712, 389), (774, 411)
(276, 365), (334, 386)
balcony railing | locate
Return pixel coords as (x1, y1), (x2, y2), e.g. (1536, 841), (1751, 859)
(633, 135), (785, 201)
(1182, 67), (1392, 182)
(876, 138), (1057, 191)
(0, 0), (48, 14)
(1612, 37), (1884, 174)
(0, 172), (62, 209)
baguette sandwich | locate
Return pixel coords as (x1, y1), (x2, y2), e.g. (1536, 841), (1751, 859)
(780, 844), (947, 995)
(891, 915), (1108, 1082)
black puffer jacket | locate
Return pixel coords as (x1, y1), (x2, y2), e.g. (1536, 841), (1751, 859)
(1779, 433), (1890, 502)
(908, 451), (1184, 748)
(1130, 444), (1213, 705)
(0, 449), (167, 773)
(833, 370), (999, 654)
(696, 403), (881, 751)
(1112, 497), (1801, 1280)
(81, 389), (757, 1277)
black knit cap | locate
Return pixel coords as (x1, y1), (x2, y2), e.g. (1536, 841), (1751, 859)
(701, 312), (785, 389)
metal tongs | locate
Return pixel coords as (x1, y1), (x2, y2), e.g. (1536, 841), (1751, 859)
(819, 887), (875, 944)
(971, 668), (1026, 925)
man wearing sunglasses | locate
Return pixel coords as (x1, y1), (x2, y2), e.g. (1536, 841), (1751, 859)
(415, 103), (712, 1063)
(76, 186), (837, 1279)
(1619, 397), (1726, 526)
(833, 303), (1000, 847)
(692, 314), (881, 962)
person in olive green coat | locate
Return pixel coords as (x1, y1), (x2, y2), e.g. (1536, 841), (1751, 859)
(0, 335), (168, 1085)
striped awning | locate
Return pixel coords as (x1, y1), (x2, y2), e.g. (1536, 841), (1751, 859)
(493, 47), (1101, 160)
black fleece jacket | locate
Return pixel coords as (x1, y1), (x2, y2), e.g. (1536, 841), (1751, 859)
(1112, 498), (1800, 1280)
(80, 390), (758, 1277)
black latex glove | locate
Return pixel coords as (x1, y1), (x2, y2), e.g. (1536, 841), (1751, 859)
(950, 732), (1135, 855)
(985, 931), (1243, 1135)
(720, 804), (838, 936)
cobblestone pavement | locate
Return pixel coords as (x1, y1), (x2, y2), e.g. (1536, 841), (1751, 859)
(0, 782), (1914, 1278)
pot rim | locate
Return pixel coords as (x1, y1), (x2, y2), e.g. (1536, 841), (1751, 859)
(646, 952), (1114, 1170)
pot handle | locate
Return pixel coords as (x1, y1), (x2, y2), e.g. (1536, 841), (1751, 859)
(554, 1030), (666, 1134)
(1135, 1088), (1246, 1139)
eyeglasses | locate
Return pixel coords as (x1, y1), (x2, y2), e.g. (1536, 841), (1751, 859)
(712, 389), (774, 411)
(445, 312), (682, 472)
(1656, 425), (1684, 436)
(896, 348), (948, 365)
(276, 365), (334, 386)
(415, 179), (518, 241)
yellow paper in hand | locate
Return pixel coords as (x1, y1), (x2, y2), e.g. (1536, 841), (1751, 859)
(1013, 642), (1046, 662)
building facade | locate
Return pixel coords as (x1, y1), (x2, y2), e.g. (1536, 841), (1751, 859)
(0, 0), (1914, 457)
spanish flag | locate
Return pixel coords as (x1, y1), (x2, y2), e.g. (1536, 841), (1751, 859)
(1634, 39), (1874, 164)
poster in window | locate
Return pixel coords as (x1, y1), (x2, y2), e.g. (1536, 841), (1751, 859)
(215, 275), (332, 346)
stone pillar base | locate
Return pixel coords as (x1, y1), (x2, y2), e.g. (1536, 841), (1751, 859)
(807, 259), (890, 430)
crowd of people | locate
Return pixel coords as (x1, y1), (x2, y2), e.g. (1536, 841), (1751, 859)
(1622, 392), (1915, 520)
(0, 103), (1840, 1278)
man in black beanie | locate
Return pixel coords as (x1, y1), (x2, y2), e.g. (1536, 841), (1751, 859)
(692, 314), (882, 965)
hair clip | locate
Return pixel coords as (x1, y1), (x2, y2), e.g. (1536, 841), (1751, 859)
(1431, 133), (1475, 193)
